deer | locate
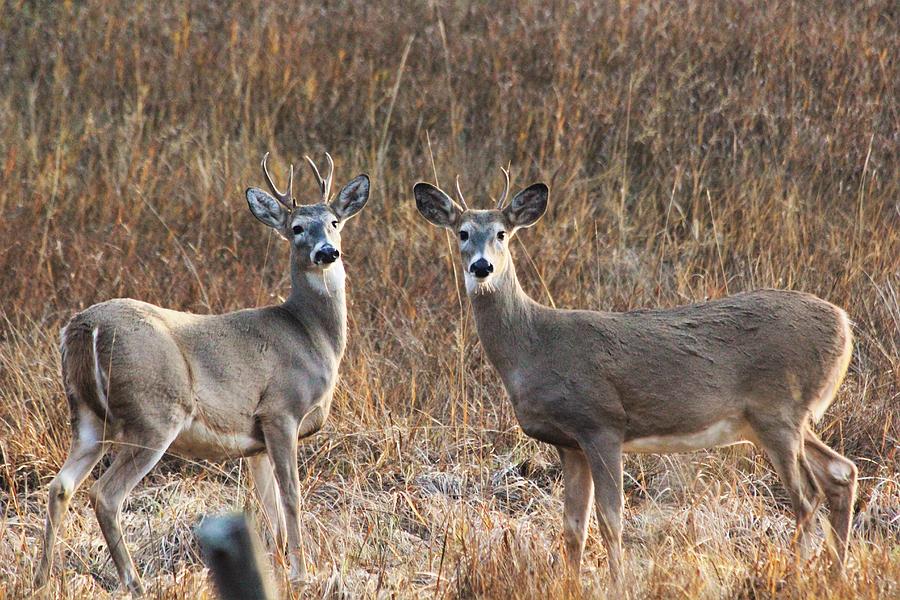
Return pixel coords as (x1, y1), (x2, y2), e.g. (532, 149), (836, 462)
(33, 153), (370, 596)
(413, 172), (858, 583)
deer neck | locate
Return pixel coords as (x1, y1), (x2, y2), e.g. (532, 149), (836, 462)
(282, 258), (348, 358)
(468, 258), (540, 374)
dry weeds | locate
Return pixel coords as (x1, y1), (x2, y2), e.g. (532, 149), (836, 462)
(0, 1), (897, 598)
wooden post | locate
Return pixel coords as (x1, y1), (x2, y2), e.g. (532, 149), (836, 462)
(196, 512), (275, 600)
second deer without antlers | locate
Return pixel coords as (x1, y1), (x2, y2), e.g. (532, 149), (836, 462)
(414, 173), (858, 582)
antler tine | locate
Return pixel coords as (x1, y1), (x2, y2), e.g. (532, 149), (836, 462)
(323, 152), (335, 201)
(455, 175), (469, 210)
(304, 154), (327, 202)
(261, 152), (294, 209)
(496, 166), (511, 209)
(288, 163), (295, 208)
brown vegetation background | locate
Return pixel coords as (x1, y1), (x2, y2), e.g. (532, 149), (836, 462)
(1, 1), (897, 598)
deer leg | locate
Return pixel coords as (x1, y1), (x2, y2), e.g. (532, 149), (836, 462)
(753, 426), (819, 561)
(557, 447), (594, 575)
(581, 431), (624, 584)
(261, 420), (308, 584)
(803, 427), (857, 570)
(34, 411), (107, 590)
(89, 429), (176, 596)
(248, 453), (287, 552)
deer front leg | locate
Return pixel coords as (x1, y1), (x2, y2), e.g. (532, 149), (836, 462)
(557, 446), (594, 574)
(248, 453), (287, 552)
(581, 430), (624, 584)
(261, 419), (308, 584)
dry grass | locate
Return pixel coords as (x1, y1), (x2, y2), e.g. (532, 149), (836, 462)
(1, 0), (898, 598)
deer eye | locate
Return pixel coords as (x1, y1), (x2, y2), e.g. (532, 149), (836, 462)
(459, 230), (469, 241)
(497, 231), (506, 241)
(292, 225), (304, 235)
(332, 220), (339, 228)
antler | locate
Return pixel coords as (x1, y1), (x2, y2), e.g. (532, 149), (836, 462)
(261, 152), (295, 209)
(455, 175), (469, 210)
(496, 166), (511, 209)
(304, 152), (335, 202)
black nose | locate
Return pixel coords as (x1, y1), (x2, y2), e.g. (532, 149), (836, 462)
(315, 246), (340, 264)
(469, 258), (493, 278)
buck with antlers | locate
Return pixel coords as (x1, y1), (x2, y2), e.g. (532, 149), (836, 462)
(414, 173), (857, 582)
(34, 153), (370, 595)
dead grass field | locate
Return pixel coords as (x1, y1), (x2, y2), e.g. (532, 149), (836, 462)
(1, 1), (898, 598)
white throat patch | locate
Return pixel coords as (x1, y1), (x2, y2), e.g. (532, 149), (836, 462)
(464, 271), (499, 295)
(305, 260), (346, 296)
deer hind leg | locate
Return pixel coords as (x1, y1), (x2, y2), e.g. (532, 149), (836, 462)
(803, 427), (857, 570)
(751, 423), (821, 561)
(34, 409), (108, 590)
(248, 453), (287, 552)
(581, 431), (624, 585)
(89, 427), (177, 596)
(558, 447), (594, 575)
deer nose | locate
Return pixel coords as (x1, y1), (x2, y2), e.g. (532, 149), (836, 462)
(469, 258), (493, 278)
(314, 245), (340, 264)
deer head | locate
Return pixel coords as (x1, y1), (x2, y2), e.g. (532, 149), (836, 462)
(414, 169), (548, 292)
(246, 152), (370, 271)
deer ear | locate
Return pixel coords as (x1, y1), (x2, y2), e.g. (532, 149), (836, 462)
(246, 187), (289, 233)
(331, 174), (370, 221)
(503, 183), (548, 231)
(413, 183), (463, 229)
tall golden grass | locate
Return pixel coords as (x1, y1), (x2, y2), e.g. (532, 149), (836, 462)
(0, 1), (897, 598)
